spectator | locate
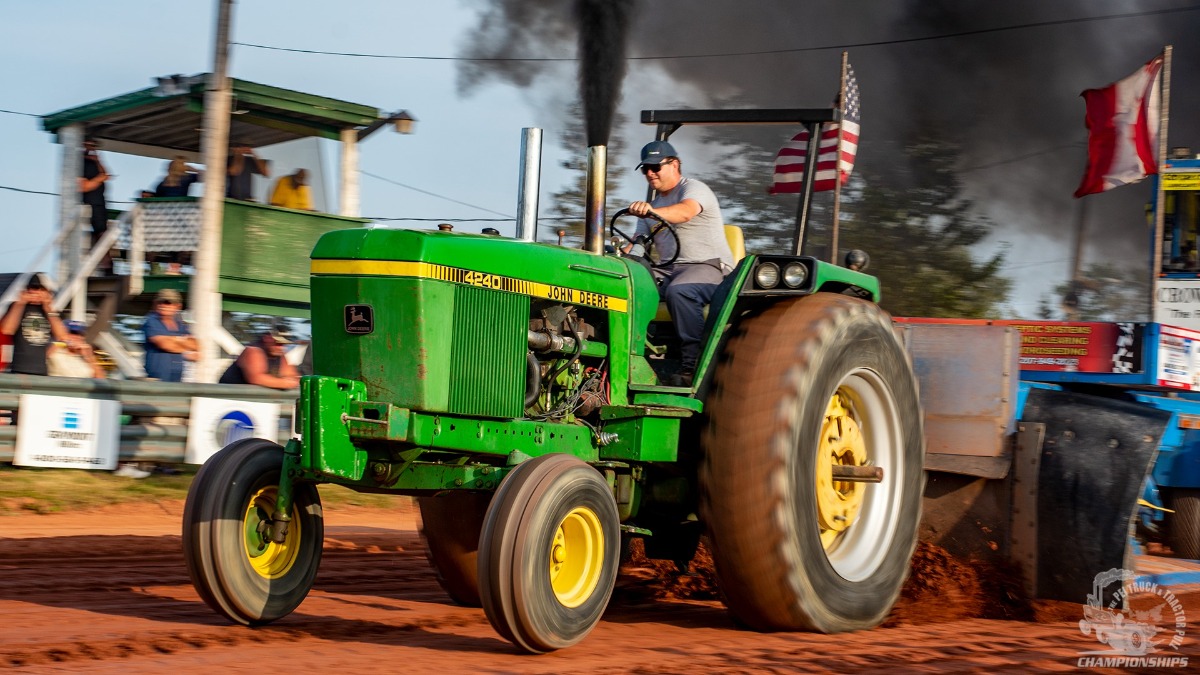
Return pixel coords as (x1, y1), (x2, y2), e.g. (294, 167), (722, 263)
(0, 274), (68, 375)
(80, 137), (113, 273)
(48, 321), (105, 379)
(155, 157), (203, 197)
(142, 289), (197, 382)
(269, 169), (314, 211)
(226, 141), (269, 201)
(219, 325), (300, 389)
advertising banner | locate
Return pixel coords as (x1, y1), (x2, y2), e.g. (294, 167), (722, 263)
(1006, 321), (1142, 374)
(14, 394), (120, 470)
(186, 397), (281, 465)
(1156, 324), (1200, 390)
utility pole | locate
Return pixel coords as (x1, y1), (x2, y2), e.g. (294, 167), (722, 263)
(192, 0), (235, 382)
(1063, 198), (1087, 321)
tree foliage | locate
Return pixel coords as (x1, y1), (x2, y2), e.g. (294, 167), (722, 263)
(703, 132), (1011, 318)
(1043, 262), (1149, 322)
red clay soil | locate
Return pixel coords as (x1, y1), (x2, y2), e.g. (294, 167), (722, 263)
(2, 501), (1198, 673)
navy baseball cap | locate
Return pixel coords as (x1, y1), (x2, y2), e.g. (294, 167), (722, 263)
(636, 141), (678, 169)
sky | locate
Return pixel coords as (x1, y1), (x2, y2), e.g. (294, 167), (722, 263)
(3, 1), (1200, 318)
(0, 0), (579, 270)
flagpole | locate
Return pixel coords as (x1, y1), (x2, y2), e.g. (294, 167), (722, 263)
(1151, 45), (1172, 322)
(830, 51), (849, 264)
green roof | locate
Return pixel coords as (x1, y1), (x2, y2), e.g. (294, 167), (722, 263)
(41, 75), (386, 151)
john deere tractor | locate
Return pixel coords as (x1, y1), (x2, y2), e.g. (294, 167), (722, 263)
(183, 109), (925, 653)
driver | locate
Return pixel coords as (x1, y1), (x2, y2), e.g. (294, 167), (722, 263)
(628, 141), (734, 386)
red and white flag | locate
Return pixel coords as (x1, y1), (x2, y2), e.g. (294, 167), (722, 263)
(770, 65), (860, 194)
(1074, 54), (1164, 198)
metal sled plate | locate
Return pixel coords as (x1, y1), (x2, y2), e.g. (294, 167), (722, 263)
(1022, 387), (1169, 605)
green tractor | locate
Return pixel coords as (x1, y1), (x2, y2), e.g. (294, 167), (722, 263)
(182, 109), (925, 653)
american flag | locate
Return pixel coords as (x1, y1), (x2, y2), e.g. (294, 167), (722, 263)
(769, 65), (861, 194)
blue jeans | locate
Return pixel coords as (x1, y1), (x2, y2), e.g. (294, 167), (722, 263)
(654, 260), (728, 371)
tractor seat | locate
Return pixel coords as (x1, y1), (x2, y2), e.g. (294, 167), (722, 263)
(653, 225), (745, 322)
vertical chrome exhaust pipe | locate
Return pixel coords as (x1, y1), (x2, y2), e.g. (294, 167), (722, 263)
(584, 145), (606, 255)
(516, 128), (542, 242)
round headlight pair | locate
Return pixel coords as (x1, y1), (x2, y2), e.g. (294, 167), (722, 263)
(754, 261), (808, 289)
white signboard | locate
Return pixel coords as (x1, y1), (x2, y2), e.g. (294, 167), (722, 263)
(14, 394), (120, 470)
(1157, 324), (1200, 391)
(1154, 278), (1200, 332)
(186, 397), (281, 465)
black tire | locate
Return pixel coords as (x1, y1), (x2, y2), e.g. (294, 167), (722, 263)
(418, 491), (491, 606)
(478, 454), (620, 653)
(182, 438), (323, 625)
(700, 294), (924, 632)
(1168, 488), (1200, 560)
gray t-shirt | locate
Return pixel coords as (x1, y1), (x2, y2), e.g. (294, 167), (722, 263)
(636, 176), (734, 270)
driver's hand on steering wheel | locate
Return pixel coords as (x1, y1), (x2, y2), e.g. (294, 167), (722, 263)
(628, 201), (654, 218)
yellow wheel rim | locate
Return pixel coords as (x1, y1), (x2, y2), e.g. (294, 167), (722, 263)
(549, 506), (605, 608)
(243, 486), (301, 579)
(817, 392), (867, 549)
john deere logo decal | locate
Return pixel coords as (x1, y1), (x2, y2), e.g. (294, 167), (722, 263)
(345, 304), (373, 334)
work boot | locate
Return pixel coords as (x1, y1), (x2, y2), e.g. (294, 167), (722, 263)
(665, 368), (694, 387)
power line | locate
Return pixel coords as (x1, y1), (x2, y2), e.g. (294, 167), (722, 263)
(234, 5), (1200, 62)
(0, 184), (58, 197)
(960, 142), (1086, 172)
(361, 170), (514, 218)
(0, 108), (40, 117)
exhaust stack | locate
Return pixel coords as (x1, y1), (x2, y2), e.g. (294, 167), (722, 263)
(515, 127), (542, 242)
(584, 145), (606, 255)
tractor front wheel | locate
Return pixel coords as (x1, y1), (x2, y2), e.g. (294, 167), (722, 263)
(478, 454), (620, 653)
(701, 294), (924, 632)
(182, 438), (323, 625)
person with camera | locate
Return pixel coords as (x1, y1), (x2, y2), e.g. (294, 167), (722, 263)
(0, 275), (69, 376)
(226, 141), (270, 201)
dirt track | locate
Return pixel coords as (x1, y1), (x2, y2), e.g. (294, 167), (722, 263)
(2, 500), (1197, 673)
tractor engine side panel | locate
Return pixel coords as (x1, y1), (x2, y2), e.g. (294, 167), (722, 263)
(309, 274), (527, 419)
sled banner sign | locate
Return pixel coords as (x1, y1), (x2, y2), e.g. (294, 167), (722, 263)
(1007, 321), (1142, 374)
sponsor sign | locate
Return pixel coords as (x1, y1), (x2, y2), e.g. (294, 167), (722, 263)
(14, 394), (120, 470)
(186, 397), (281, 465)
(1006, 321), (1141, 374)
(1161, 172), (1200, 191)
(1155, 278), (1200, 332)
(1156, 323), (1200, 390)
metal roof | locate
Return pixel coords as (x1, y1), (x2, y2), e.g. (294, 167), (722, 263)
(41, 74), (386, 153)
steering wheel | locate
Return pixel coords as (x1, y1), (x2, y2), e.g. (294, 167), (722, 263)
(609, 208), (681, 268)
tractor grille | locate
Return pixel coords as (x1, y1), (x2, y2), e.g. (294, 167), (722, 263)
(447, 285), (528, 418)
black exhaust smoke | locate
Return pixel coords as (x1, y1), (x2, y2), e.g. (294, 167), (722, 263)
(576, 0), (634, 254)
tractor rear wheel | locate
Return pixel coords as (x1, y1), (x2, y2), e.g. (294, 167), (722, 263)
(182, 438), (323, 625)
(478, 453), (619, 653)
(418, 491), (491, 606)
(1168, 488), (1200, 560)
(701, 294), (924, 632)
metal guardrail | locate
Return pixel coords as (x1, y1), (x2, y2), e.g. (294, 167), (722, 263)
(0, 374), (298, 464)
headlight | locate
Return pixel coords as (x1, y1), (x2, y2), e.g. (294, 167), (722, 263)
(782, 262), (808, 288)
(755, 262), (780, 289)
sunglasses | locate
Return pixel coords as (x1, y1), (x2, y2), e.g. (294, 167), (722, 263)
(639, 159), (674, 175)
